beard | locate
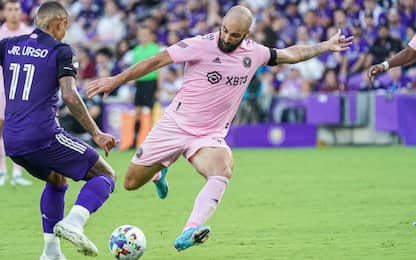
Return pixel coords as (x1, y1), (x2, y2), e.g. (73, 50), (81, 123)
(218, 31), (245, 53)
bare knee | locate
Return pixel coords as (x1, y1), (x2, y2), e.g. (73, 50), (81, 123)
(47, 172), (67, 186)
(88, 156), (117, 183)
(123, 177), (138, 190)
(222, 167), (233, 180)
(123, 163), (164, 191)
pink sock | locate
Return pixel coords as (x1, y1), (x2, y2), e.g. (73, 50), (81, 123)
(0, 137), (7, 173)
(185, 176), (229, 230)
(151, 171), (161, 182)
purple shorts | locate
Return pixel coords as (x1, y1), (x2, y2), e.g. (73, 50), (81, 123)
(10, 130), (99, 181)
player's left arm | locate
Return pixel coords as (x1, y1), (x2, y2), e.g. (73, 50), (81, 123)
(87, 51), (173, 99)
(273, 29), (353, 65)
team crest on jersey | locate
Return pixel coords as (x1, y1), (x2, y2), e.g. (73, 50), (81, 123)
(207, 71), (222, 84)
(243, 57), (251, 68)
(135, 147), (143, 158)
(176, 41), (188, 48)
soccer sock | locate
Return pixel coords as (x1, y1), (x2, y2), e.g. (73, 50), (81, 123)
(11, 163), (23, 178)
(40, 183), (67, 233)
(43, 233), (62, 257)
(151, 171), (161, 182)
(63, 205), (90, 230)
(0, 137), (7, 173)
(75, 175), (115, 215)
(184, 176), (229, 230)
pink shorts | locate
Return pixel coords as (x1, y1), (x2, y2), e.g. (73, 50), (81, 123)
(131, 114), (230, 167)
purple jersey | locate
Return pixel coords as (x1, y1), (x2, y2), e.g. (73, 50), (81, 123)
(0, 28), (77, 156)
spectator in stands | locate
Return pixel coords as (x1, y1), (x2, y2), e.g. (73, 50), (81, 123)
(160, 66), (182, 103)
(343, 20), (371, 90)
(362, 11), (378, 45)
(377, 66), (413, 93)
(370, 24), (403, 65)
(272, 14), (296, 48)
(314, 0), (333, 28)
(387, 8), (407, 42)
(317, 68), (344, 92)
(76, 46), (96, 86)
(359, 0), (386, 26)
(94, 0), (126, 45)
(291, 26), (325, 86)
(74, 0), (101, 39)
(398, 0), (416, 29)
(303, 9), (325, 43)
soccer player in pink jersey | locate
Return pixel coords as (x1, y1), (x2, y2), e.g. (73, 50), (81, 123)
(87, 5), (353, 251)
(0, 0), (33, 186)
(367, 34), (416, 81)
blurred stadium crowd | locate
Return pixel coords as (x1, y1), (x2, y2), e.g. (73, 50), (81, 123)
(5, 0), (416, 128)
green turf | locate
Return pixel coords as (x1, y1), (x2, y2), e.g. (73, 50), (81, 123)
(1, 147), (416, 259)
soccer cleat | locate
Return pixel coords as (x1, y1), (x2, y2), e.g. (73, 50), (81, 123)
(0, 172), (7, 186)
(153, 167), (169, 199)
(174, 226), (211, 251)
(53, 221), (98, 256)
(40, 253), (67, 260)
(10, 175), (32, 186)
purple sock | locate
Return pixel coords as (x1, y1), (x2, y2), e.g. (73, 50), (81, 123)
(40, 183), (68, 233)
(75, 175), (114, 214)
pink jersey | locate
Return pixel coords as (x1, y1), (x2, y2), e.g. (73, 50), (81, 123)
(409, 34), (416, 51)
(165, 32), (271, 137)
(0, 23), (33, 119)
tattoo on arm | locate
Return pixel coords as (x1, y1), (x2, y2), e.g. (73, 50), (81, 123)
(59, 76), (99, 135)
(277, 42), (327, 64)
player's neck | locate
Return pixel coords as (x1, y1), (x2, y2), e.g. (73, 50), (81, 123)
(5, 21), (20, 31)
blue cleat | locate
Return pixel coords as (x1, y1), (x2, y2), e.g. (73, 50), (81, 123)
(174, 226), (211, 251)
(154, 167), (169, 199)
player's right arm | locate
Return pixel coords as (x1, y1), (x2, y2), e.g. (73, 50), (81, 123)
(57, 45), (116, 155)
(60, 76), (115, 156)
(87, 50), (173, 98)
(367, 45), (416, 82)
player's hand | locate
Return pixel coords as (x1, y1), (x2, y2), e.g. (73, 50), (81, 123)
(367, 64), (385, 82)
(86, 77), (118, 100)
(92, 131), (117, 156)
(327, 29), (354, 52)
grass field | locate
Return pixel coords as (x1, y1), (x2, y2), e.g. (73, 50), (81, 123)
(1, 147), (416, 259)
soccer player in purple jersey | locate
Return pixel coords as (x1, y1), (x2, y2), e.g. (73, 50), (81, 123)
(367, 34), (416, 81)
(0, 0), (33, 186)
(0, 2), (117, 259)
(88, 5), (353, 252)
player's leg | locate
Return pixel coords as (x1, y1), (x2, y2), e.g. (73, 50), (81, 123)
(124, 162), (165, 190)
(41, 172), (68, 260)
(125, 113), (184, 194)
(175, 146), (233, 251)
(10, 162), (33, 186)
(55, 154), (116, 256)
(9, 155), (68, 260)
(0, 119), (7, 186)
(22, 130), (115, 256)
(0, 84), (6, 186)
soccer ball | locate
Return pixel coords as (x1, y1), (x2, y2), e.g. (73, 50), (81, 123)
(109, 225), (147, 260)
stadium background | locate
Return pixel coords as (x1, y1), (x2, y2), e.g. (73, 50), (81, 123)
(2, 0), (416, 259)
(15, 0), (416, 148)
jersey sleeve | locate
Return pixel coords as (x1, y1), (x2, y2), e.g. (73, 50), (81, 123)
(408, 34), (416, 51)
(255, 42), (274, 66)
(56, 44), (77, 79)
(166, 36), (204, 63)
